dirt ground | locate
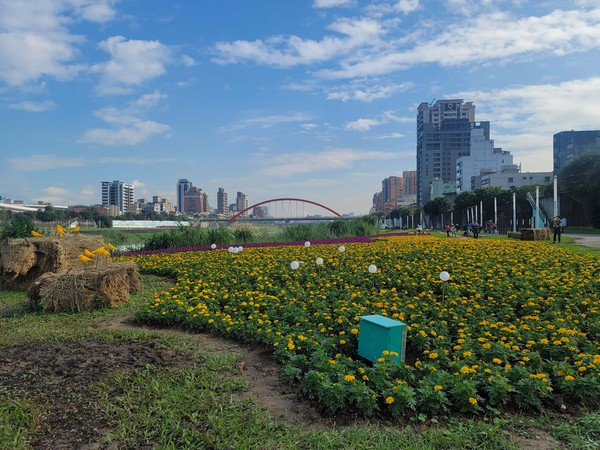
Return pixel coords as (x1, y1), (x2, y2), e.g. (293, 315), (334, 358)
(0, 314), (324, 449)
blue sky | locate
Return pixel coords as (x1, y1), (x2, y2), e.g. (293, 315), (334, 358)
(1, 0), (600, 216)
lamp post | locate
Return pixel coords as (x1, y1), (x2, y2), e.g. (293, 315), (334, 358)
(512, 192), (517, 232)
(553, 175), (558, 218)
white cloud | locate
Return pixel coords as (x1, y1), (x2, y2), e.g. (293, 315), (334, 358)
(373, 132), (404, 139)
(93, 36), (172, 95)
(327, 80), (413, 102)
(220, 112), (312, 131)
(254, 148), (398, 176)
(313, 0), (356, 8)
(8, 100), (56, 112)
(72, 0), (118, 23)
(319, 7), (600, 78)
(98, 156), (177, 164)
(79, 91), (170, 146)
(454, 76), (600, 171)
(346, 118), (382, 131)
(79, 183), (96, 200)
(181, 54), (197, 67)
(7, 153), (86, 172)
(131, 90), (167, 108)
(80, 114), (169, 145)
(0, 0), (117, 86)
(212, 18), (384, 67)
(394, 0), (419, 14)
(38, 185), (74, 205)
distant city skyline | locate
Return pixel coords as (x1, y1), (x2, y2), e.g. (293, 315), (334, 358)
(2, 1), (600, 215)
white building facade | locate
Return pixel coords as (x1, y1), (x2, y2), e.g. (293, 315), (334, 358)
(456, 128), (513, 192)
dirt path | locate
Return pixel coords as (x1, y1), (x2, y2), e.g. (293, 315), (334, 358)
(97, 312), (324, 426)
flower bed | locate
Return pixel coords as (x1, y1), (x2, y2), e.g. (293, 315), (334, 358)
(119, 236), (600, 417)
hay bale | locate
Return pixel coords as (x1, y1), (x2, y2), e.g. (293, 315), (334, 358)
(520, 228), (551, 241)
(0, 235), (108, 290)
(0, 238), (37, 277)
(28, 262), (141, 312)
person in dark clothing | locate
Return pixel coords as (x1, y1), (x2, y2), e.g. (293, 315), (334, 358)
(472, 221), (480, 239)
(552, 215), (562, 243)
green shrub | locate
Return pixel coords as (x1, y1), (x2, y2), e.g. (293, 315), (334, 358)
(0, 216), (35, 241)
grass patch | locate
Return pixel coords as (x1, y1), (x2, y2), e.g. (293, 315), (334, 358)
(0, 275), (173, 347)
(97, 361), (519, 449)
(0, 394), (40, 450)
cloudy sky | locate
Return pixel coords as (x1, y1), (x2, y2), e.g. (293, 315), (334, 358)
(1, 0), (600, 215)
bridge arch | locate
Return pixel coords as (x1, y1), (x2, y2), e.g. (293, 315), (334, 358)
(228, 197), (342, 223)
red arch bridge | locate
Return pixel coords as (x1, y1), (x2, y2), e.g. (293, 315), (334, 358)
(228, 198), (343, 223)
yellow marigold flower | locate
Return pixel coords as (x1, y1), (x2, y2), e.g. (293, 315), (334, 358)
(565, 375), (575, 381)
(434, 385), (443, 391)
(344, 374), (356, 382)
(540, 338), (549, 345)
(377, 357), (385, 363)
(385, 396), (394, 404)
(273, 342), (279, 347)
(339, 339), (347, 345)
(492, 358), (502, 365)
(468, 397), (478, 405)
(429, 352), (439, 359)
(350, 328), (359, 335)
(463, 351), (472, 357)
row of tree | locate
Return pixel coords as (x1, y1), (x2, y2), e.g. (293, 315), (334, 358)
(0, 205), (185, 228)
(378, 151), (600, 229)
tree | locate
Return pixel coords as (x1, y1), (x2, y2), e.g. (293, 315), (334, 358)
(559, 151), (600, 227)
(423, 197), (452, 228)
(36, 205), (59, 222)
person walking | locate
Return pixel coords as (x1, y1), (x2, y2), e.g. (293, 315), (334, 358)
(472, 221), (480, 239)
(552, 215), (562, 243)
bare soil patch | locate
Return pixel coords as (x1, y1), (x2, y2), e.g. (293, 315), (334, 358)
(0, 313), (324, 449)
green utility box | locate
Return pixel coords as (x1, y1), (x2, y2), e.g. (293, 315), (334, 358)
(358, 315), (407, 363)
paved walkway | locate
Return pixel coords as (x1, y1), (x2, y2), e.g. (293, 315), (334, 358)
(564, 233), (600, 248)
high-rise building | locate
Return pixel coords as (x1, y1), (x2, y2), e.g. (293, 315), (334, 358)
(382, 177), (404, 204)
(381, 176), (404, 210)
(416, 99), (489, 205)
(456, 128), (513, 192)
(184, 186), (210, 214)
(403, 170), (417, 196)
(553, 130), (600, 173)
(177, 179), (192, 213)
(235, 191), (249, 216)
(217, 188), (228, 214)
(101, 180), (134, 215)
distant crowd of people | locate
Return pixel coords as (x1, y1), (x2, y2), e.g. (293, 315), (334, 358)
(443, 220), (497, 239)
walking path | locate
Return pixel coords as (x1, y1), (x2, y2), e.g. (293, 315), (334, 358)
(565, 233), (600, 248)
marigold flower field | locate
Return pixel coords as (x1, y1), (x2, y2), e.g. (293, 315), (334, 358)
(119, 235), (600, 417)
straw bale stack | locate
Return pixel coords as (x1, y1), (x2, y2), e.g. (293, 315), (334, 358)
(0, 235), (107, 290)
(28, 262), (141, 312)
